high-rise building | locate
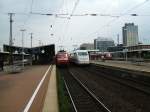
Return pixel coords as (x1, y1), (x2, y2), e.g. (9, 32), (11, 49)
(94, 37), (115, 52)
(122, 23), (139, 46)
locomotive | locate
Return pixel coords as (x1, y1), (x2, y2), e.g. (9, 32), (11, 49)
(56, 50), (69, 66)
(69, 50), (90, 65)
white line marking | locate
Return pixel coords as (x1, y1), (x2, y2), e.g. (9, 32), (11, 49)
(23, 65), (52, 112)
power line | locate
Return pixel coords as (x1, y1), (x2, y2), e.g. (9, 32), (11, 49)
(82, 0), (150, 39)
(3, 0), (150, 48)
(70, 0), (80, 17)
(29, 12), (150, 18)
(60, 0), (80, 45)
(121, 0), (149, 15)
(20, 29), (26, 69)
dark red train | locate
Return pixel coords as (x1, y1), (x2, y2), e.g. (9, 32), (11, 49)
(104, 52), (112, 60)
(56, 50), (69, 66)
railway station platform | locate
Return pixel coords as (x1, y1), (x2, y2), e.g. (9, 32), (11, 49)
(42, 65), (59, 112)
(91, 60), (150, 74)
(0, 64), (59, 112)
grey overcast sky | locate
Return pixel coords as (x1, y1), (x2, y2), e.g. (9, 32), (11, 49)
(0, 0), (150, 51)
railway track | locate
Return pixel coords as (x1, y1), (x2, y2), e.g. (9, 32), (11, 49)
(87, 65), (150, 95)
(58, 67), (111, 112)
(69, 65), (150, 112)
(93, 64), (150, 86)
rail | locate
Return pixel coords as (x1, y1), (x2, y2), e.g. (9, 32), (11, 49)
(63, 68), (111, 112)
(69, 70), (111, 112)
(84, 65), (150, 95)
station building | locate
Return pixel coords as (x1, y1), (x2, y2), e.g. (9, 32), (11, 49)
(109, 44), (150, 61)
(0, 44), (55, 70)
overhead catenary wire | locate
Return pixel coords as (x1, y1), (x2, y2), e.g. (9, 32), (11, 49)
(11, 0), (35, 47)
(121, 0), (149, 15)
(23, 0), (34, 27)
(25, 0), (149, 18)
(1, 0), (150, 49)
(59, 0), (71, 46)
(5, 12), (150, 18)
(28, 12), (150, 18)
(30, 0), (34, 13)
(61, 0), (80, 49)
(48, 0), (68, 39)
(58, 0), (67, 40)
(82, 0), (150, 39)
(2, 0), (150, 18)
(70, 0), (80, 17)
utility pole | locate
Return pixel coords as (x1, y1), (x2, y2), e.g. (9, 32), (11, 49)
(20, 29), (26, 70)
(30, 33), (33, 65)
(39, 40), (42, 46)
(30, 33), (33, 48)
(8, 13), (15, 65)
(117, 34), (119, 45)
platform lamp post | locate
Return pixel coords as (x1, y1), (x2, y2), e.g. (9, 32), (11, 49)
(138, 50), (142, 60)
(30, 33), (33, 65)
(123, 48), (128, 61)
(20, 29), (26, 70)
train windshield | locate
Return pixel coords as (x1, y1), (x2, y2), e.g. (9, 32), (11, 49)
(57, 53), (68, 58)
(77, 52), (88, 56)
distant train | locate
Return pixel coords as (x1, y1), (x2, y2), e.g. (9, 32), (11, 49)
(103, 52), (112, 60)
(70, 50), (90, 65)
(56, 50), (69, 66)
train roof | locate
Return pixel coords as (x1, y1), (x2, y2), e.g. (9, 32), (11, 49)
(58, 50), (66, 52)
(57, 50), (68, 55)
(74, 50), (88, 52)
(70, 50), (88, 54)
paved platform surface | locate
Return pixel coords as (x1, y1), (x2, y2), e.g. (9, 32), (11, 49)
(0, 65), (51, 112)
(91, 60), (150, 73)
(42, 65), (59, 112)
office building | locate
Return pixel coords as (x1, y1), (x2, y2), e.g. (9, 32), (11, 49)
(94, 37), (115, 52)
(107, 44), (125, 52)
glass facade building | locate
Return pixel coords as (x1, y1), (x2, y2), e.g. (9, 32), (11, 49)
(94, 37), (115, 52)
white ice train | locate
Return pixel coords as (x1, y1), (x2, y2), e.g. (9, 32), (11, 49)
(70, 50), (90, 65)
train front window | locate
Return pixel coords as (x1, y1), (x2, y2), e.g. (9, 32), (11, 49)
(57, 53), (68, 58)
(77, 52), (88, 56)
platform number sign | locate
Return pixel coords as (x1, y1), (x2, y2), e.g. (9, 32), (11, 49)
(41, 50), (45, 54)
